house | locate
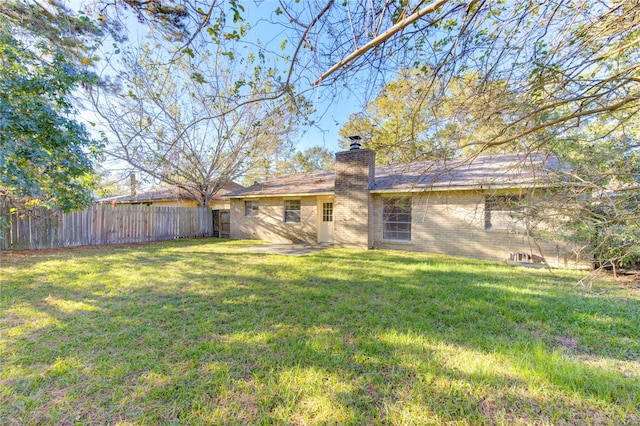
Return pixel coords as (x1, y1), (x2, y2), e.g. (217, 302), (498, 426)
(98, 182), (244, 238)
(98, 182), (244, 210)
(226, 141), (582, 268)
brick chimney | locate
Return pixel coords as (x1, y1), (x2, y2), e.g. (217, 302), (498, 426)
(334, 136), (375, 249)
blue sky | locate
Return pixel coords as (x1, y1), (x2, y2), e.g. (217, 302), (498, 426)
(70, 0), (369, 155)
(232, 2), (370, 152)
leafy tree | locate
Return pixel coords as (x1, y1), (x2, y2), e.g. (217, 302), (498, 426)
(1, 0), (104, 63)
(280, 146), (335, 174)
(339, 69), (437, 164)
(90, 39), (309, 207)
(0, 12), (101, 211)
(339, 70), (527, 164)
(242, 145), (334, 186)
(306, 0), (639, 145)
(546, 119), (640, 274)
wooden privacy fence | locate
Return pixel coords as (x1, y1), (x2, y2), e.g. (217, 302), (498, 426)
(0, 203), (214, 251)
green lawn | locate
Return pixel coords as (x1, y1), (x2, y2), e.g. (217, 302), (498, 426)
(1, 239), (638, 425)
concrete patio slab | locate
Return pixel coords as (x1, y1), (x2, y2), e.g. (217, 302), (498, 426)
(242, 243), (332, 256)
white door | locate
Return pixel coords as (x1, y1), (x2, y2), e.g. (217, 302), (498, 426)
(317, 197), (334, 243)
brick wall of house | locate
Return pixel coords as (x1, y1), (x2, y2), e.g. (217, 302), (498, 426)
(229, 196), (318, 243)
(334, 148), (376, 249)
(372, 190), (582, 268)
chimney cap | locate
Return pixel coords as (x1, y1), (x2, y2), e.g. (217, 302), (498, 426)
(348, 135), (362, 150)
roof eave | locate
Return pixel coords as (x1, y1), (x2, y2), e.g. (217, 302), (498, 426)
(226, 191), (335, 199)
(370, 182), (548, 194)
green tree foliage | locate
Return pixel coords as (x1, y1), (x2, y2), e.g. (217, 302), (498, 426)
(339, 70), (527, 164)
(280, 146), (335, 174)
(242, 145), (334, 186)
(339, 70), (436, 165)
(548, 120), (640, 273)
(0, 14), (101, 211)
(0, 0), (103, 63)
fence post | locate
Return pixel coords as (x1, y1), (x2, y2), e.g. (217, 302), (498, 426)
(0, 201), (7, 251)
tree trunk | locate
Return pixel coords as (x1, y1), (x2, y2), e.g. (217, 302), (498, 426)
(202, 192), (212, 209)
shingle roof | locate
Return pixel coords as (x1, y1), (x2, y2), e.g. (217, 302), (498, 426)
(372, 153), (560, 192)
(98, 181), (245, 203)
(228, 170), (335, 198)
(226, 153), (561, 198)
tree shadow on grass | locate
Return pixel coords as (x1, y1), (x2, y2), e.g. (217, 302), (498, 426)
(1, 243), (639, 424)
(0, 237), (243, 269)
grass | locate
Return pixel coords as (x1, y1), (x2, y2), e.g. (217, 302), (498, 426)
(1, 239), (639, 425)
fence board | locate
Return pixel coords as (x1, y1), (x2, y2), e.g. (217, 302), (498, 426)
(0, 202), (214, 251)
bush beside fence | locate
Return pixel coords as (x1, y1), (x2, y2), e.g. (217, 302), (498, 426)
(0, 203), (213, 251)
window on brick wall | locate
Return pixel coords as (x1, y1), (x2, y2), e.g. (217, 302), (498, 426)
(484, 194), (526, 231)
(383, 197), (411, 241)
(244, 200), (259, 217)
(284, 200), (301, 223)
